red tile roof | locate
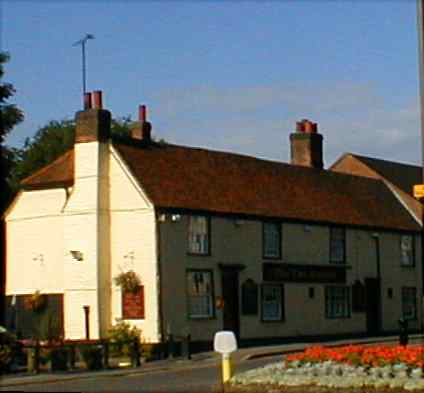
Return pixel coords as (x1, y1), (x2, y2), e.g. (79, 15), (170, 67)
(21, 149), (74, 189)
(114, 143), (420, 231)
(19, 142), (421, 231)
(331, 153), (421, 196)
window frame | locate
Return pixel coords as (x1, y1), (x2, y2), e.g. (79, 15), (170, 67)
(401, 286), (417, 321)
(329, 226), (346, 264)
(186, 269), (215, 320)
(400, 234), (415, 267)
(262, 221), (282, 260)
(261, 284), (284, 322)
(187, 215), (211, 256)
(325, 286), (351, 319)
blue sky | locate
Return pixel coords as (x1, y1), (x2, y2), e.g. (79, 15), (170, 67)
(3, 0), (422, 166)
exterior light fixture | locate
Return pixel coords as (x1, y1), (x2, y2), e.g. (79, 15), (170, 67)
(70, 250), (84, 261)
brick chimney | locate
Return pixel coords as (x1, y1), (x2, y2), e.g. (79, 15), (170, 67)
(290, 119), (323, 169)
(131, 105), (152, 142)
(75, 90), (111, 143)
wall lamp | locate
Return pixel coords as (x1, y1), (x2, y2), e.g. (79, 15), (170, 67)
(70, 250), (84, 261)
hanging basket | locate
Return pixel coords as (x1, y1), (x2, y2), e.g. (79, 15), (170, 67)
(114, 270), (141, 294)
(24, 290), (47, 313)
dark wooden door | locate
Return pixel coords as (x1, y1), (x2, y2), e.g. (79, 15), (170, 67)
(365, 278), (380, 335)
(221, 269), (240, 338)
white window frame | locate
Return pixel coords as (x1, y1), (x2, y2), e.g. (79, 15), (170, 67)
(263, 222), (281, 259)
(325, 286), (350, 318)
(188, 215), (210, 255)
(186, 270), (214, 319)
(402, 287), (417, 320)
(261, 284), (284, 321)
(400, 234), (414, 267)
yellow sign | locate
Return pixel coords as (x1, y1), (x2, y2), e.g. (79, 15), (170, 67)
(413, 184), (424, 199)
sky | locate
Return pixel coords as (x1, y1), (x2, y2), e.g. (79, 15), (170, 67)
(2, 0), (423, 167)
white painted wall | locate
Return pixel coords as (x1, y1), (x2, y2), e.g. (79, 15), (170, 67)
(6, 189), (67, 294)
(109, 147), (160, 343)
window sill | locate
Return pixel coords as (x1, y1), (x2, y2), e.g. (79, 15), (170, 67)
(187, 252), (211, 257)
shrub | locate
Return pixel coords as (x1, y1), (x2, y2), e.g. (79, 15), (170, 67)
(80, 346), (103, 370)
(107, 321), (142, 357)
(0, 328), (18, 374)
(48, 347), (69, 371)
(114, 271), (141, 293)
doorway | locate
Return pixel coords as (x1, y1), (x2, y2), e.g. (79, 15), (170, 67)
(221, 268), (240, 338)
(365, 277), (381, 335)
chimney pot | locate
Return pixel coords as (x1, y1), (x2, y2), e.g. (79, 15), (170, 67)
(139, 105), (147, 122)
(92, 90), (103, 109)
(83, 93), (92, 110)
(290, 119), (323, 169)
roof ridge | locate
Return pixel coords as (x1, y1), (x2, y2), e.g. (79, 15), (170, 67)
(350, 153), (421, 169)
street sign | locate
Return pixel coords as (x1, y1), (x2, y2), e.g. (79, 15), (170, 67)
(413, 184), (424, 199)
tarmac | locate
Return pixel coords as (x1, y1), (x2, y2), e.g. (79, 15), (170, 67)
(1, 334), (423, 388)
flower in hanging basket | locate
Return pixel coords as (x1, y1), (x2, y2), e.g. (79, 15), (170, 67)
(114, 270), (141, 293)
(24, 290), (47, 312)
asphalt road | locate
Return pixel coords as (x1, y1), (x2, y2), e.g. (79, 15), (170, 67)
(0, 355), (283, 393)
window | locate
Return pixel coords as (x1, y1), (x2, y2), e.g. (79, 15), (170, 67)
(188, 216), (210, 255)
(261, 284), (284, 321)
(330, 227), (345, 264)
(400, 235), (414, 266)
(325, 286), (350, 318)
(186, 270), (214, 318)
(263, 222), (281, 259)
(402, 287), (417, 320)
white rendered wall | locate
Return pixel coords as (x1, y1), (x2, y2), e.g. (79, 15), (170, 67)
(6, 189), (67, 295)
(63, 141), (108, 339)
(109, 147), (160, 343)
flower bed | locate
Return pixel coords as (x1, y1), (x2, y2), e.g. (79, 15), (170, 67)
(230, 345), (424, 391)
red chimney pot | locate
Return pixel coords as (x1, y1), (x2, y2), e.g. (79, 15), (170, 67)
(84, 93), (92, 110)
(139, 105), (147, 122)
(92, 90), (103, 109)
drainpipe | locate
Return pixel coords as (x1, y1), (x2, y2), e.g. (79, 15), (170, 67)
(155, 211), (165, 344)
(416, 0), (424, 333)
(372, 233), (382, 333)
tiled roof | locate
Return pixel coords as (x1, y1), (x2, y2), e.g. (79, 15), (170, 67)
(19, 142), (420, 231)
(21, 149), (74, 189)
(114, 143), (420, 231)
(332, 153), (421, 196)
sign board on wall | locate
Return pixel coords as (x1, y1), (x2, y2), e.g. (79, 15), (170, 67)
(122, 286), (145, 319)
(263, 263), (346, 283)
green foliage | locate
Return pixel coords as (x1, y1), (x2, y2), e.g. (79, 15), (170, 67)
(1, 51), (24, 215)
(80, 345), (103, 370)
(0, 328), (19, 374)
(114, 270), (141, 293)
(0, 52), (24, 141)
(107, 321), (142, 356)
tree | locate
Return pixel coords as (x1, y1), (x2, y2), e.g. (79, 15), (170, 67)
(0, 51), (24, 326)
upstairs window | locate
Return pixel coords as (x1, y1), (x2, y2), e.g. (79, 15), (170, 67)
(400, 234), (414, 267)
(188, 216), (210, 255)
(186, 270), (214, 318)
(330, 227), (345, 264)
(263, 222), (281, 259)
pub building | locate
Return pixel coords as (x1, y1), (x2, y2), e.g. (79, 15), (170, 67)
(4, 92), (422, 349)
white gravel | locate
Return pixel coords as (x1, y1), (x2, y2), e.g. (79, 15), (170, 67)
(230, 360), (424, 390)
